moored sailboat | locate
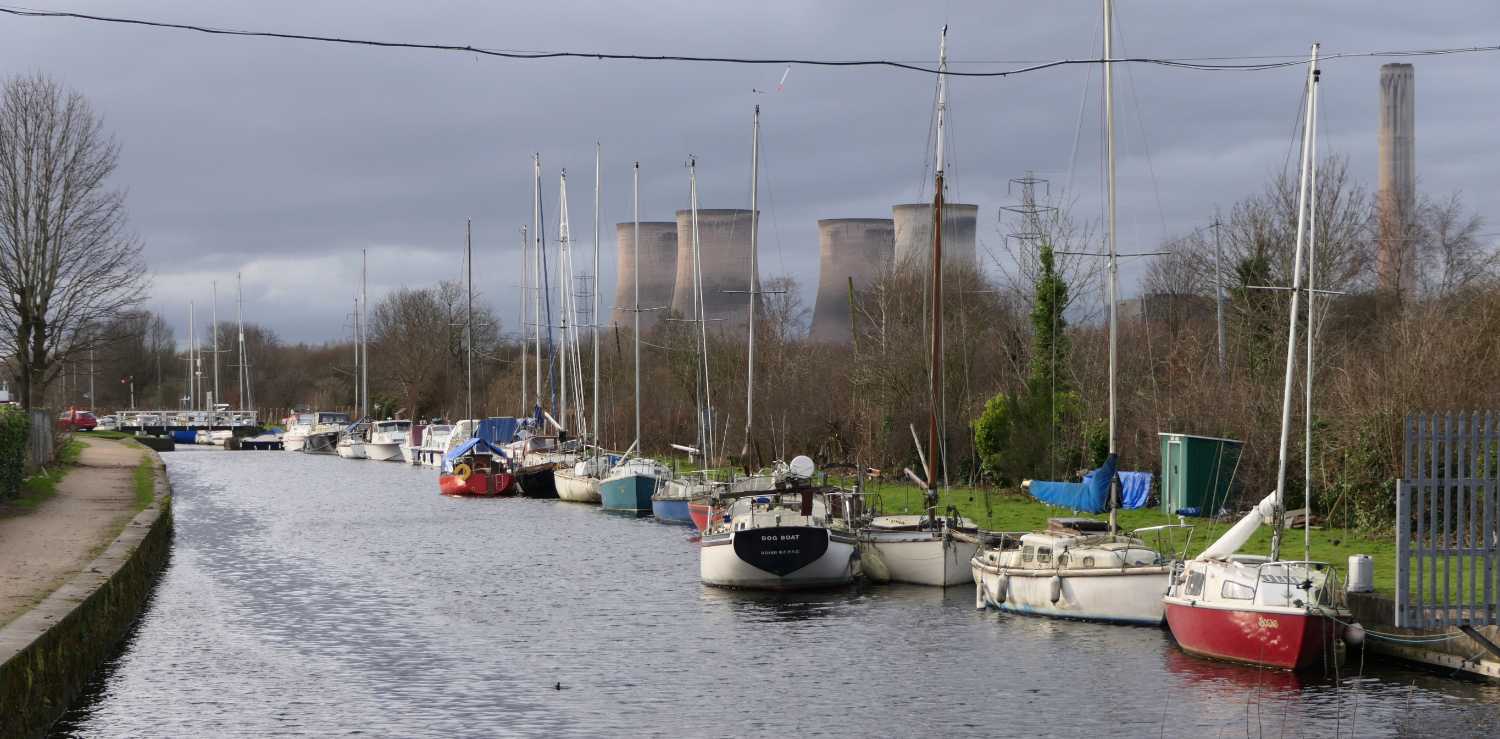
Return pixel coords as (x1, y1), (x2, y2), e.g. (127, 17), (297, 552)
(1163, 45), (1354, 669)
(700, 456), (858, 590)
(859, 27), (978, 587)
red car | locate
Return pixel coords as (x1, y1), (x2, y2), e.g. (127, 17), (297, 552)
(57, 409), (99, 432)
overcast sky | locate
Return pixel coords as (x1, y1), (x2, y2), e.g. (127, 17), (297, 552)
(2, 1), (1496, 345)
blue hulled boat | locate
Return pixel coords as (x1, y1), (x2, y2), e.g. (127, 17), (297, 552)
(600, 458), (670, 516)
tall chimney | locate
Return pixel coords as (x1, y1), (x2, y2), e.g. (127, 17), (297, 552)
(1378, 63), (1416, 292)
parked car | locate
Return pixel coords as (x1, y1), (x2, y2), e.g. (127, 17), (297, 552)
(57, 409), (98, 432)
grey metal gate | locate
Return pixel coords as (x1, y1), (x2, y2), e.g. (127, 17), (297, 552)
(1395, 411), (1499, 629)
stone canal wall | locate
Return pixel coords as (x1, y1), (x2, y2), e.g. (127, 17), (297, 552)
(0, 447), (174, 738)
(1347, 591), (1500, 680)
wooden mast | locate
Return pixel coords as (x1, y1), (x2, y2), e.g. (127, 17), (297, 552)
(926, 25), (948, 526)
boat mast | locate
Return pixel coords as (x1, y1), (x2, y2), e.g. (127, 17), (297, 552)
(926, 26), (948, 525)
(632, 162), (642, 452)
(188, 300), (195, 410)
(690, 159), (714, 466)
(592, 144), (601, 450)
(236, 272), (248, 411)
(532, 154), (543, 411)
(520, 225), (528, 415)
(742, 106), (760, 459)
(361, 249), (368, 419)
(1270, 44), (1320, 564)
(466, 219), (474, 421)
(558, 170), (570, 431)
(211, 280), (219, 409)
(1103, 0), (1121, 534)
(350, 297), (359, 412)
(1304, 53), (1321, 564)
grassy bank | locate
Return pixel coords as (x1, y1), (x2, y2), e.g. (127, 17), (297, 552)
(131, 456), (154, 511)
(850, 480), (1397, 594)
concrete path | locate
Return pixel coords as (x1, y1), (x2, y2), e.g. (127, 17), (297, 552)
(0, 436), (143, 627)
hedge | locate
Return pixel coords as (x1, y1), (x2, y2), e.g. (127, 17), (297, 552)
(0, 406), (28, 502)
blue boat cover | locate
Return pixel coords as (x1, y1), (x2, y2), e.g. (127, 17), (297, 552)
(443, 437), (504, 465)
(476, 417), (521, 447)
(1119, 470), (1152, 509)
(1029, 454), (1118, 514)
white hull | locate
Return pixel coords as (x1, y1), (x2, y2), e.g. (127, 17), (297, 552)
(971, 559), (1170, 625)
(400, 444), (418, 464)
(554, 471), (601, 503)
(336, 442), (367, 459)
(701, 530), (856, 590)
(864, 531), (979, 587)
(282, 433), (307, 452)
(365, 442), (401, 461)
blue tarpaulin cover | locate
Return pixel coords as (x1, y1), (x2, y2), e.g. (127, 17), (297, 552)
(443, 437), (504, 466)
(1119, 471), (1152, 509)
(1029, 454), (1119, 514)
(476, 417), (521, 447)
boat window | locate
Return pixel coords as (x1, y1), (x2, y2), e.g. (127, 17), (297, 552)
(1184, 570), (1205, 597)
(1036, 547), (1052, 564)
(1221, 580), (1255, 600)
(1021, 546), (1034, 563)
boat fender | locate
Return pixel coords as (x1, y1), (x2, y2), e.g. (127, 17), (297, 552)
(1049, 575), (1062, 604)
(975, 581), (985, 610)
(453, 463), (473, 481)
(992, 574), (1008, 604)
(1344, 622), (1365, 648)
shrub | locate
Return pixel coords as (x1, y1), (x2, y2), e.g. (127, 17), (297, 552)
(0, 406), (30, 501)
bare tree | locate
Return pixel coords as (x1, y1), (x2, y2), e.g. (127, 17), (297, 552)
(1416, 190), (1494, 295)
(0, 74), (147, 409)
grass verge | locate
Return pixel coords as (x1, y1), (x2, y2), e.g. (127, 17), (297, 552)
(132, 455), (155, 511)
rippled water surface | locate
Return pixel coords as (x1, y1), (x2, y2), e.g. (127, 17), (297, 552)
(55, 448), (1500, 737)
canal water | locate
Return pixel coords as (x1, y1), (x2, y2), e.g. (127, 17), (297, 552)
(55, 448), (1500, 737)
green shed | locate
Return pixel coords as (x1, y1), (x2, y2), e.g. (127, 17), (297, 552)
(1158, 433), (1243, 516)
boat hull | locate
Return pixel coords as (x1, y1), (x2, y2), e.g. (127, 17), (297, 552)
(516, 467), (558, 499)
(701, 526), (855, 590)
(282, 433), (307, 452)
(599, 474), (656, 515)
(688, 500), (715, 530)
(1164, 600), (1345, 671)
(336, 442), (366, 459)
(365, 442), (401, 461)
(554, 471), (601, 503)
(439, 472), (516, 497)
(972, 560), (1170, 625)
(863, 531), (978, 587)
(652, 497), (694, 525)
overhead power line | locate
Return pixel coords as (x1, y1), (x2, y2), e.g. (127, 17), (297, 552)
(2, 6), (1498, 77)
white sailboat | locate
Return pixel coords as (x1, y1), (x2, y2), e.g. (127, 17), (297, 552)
(555, 148), (607, 504)
(970, 3), (1185, 619)
(860, 27), (979, 587)
(700, 456), (859, 590)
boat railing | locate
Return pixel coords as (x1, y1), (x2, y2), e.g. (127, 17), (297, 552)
(1235, 559), (1346, 610)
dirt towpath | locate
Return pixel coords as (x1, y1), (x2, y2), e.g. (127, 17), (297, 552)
(0, 436), (142, 627)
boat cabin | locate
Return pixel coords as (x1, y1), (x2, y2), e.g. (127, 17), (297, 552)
(991, 530), (1163, 571)
(1175, 557), (1344, 610)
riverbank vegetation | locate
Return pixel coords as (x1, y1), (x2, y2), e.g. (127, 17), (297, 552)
(63, 155), (1499, 533)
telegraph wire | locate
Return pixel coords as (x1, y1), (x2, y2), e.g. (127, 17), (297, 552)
(2, 6), (1498, 77)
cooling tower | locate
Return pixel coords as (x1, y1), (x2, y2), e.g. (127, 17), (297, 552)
(612, 222), (678, 330)
(809, 218), (894, 343)
(1377, 63), (1416, 293)
(892, 203), (978, 272)
(670, 209), (759, 328)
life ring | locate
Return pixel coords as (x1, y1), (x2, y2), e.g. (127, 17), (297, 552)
(453, 463), (473, 481)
